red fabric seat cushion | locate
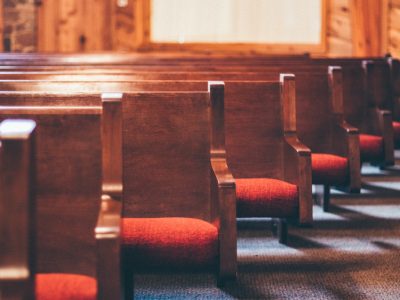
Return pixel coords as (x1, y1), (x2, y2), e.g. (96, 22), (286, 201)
(312, 153), (348, 185)
(393, 121), (400, 145)
(122, 217), (218, 269)
(36, 273), (96, 300)
(236, 178), (298, 218)
(359, 134), (384, 162)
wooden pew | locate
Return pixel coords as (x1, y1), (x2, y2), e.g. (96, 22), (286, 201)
(101, 91), (236, 292)
(0, 74), (317, 224)
(222, 77), (312, 235)
(0, 103), (124, 299)
(0, 89), (237, 291)
(361, 60), (395, 165)
(0, 119), (36, 299)
(387, 57), (400, 147)
(0, 52), (310, 66)
(0, 66), (362, 210)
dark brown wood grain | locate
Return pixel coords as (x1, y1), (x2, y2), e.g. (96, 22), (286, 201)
(328, 66), (361, 192)
(0, 100), (124, 299)
(0, 108), (101, 277)
(122, 92), (211, 220)
(363, 60), (395, 166)
(119, 91), (236, 282)
(0, 119), (36, 299)
(209, 82), (237, 279)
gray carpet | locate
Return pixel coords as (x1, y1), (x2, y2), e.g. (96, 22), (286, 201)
(134, 154), (400, 299)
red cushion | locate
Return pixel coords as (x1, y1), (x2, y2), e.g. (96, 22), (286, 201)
(359, 134), (384, 162)
(393, 121), (400, 145)
(122, 217), (218, 268)
(312, 153), (348, 185)
(236, 178), (298, 218)
(36, 274), (96, 300)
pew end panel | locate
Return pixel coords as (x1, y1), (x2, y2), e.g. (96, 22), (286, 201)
(95, 195), (123, 300)
(97, 93), (124, 300)
(283, 136), (312, 226)
(328, 65), (361, 192)
(366, 108), (395, 166)
(0, 119), (36, 300)
(225, 80), (310, 239)
(341, 64), (370, 133)
(101, 93), (123, 200)
(387, 57), (400, 120)
(208, 82), (237, 280)
(296, 71), (358, 211)
(280, 74), (312, 226)
(121, 91), (237, 283)
(0, 101), (123, 299)
(362, 60), (395, 166)
(332, 120), (361, 192)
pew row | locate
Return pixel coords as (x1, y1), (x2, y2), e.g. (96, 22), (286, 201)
(0, 67), (364, 210)
(0, 106), (124, 300)
(0, 120), (36, 299)
(0, 76), (316, 224)
(101, 91), (237, 293)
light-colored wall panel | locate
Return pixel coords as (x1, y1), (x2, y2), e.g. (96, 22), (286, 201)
(326, 0), (352, 56)
(389, 0), (400, 57)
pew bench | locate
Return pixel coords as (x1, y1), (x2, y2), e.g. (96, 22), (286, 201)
(0, 104), (124, 300)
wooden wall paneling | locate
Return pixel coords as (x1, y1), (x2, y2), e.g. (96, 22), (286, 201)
(37, 0), (59, 52)
(351, 0), (389, 56)
(111, 0), (151, 51)
(389, 0), (400, 57)
(37, 0), (112, 52)
(83, 0), (113, 51)
(0, 0), (3, 52)
(326, 0), (353, 56)
(113, 0), (135, 51)
(58, 0), (85, 52)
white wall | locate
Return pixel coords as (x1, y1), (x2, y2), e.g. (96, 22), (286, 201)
(151, 0), (322, 44)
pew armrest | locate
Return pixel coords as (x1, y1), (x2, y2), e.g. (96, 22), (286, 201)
(377, 109), (395, 166)
(210, 158), (237, 281)
(283, 135), (312, 225)
(332, 121), (361, 192)
(95, 195), (123, 300)
(337, 121), (359, 134)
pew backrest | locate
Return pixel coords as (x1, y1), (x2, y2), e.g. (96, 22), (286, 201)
(0, 101), (101, 277)
(0, 119), (36, 298)
(122, 92), (214, 221)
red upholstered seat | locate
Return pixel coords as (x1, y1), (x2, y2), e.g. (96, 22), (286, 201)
(312, 153), (348, 185)
(393, 121), (400, 145)
(359, 134), (384, 162)
(36, 273), (97, 300)
(236, 178), (298, 218)
(122, 217), (218, 268)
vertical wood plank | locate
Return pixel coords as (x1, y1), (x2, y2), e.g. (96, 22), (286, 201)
(101, 93), (123, 199)
(0, 120), (36, 299)
(37, 0), (59, 52)
(0, 0), (3, 52)
(280, 74), (296, 133)
(328, 66), (344, 114)
(208, 81), (225, 156)
(351, 0), (389, 56)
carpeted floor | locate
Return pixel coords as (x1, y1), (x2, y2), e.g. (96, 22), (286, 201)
(134, 154), (400, 299)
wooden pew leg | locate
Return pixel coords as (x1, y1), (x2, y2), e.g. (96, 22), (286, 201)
(315, 184), (330, 212)
(272, 218), (288, 244)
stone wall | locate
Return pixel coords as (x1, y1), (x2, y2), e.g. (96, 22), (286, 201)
(3, 0), (37, 52)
